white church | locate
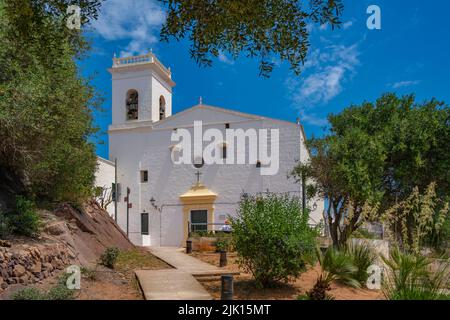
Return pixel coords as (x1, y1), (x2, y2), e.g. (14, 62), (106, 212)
(95, 52), (324, 247)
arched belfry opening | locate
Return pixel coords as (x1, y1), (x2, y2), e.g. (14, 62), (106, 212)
(126, 89), (139, 120)
(159, 95), (166, 120)
(110, 52), (175, 125)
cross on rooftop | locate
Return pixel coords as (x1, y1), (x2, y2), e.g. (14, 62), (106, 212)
(195, 171), (202, 185)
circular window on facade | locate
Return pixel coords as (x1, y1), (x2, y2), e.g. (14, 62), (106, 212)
(193, 157), (205, 169)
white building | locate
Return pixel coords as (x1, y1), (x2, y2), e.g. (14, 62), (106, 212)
(94, 157), (116, 218)
(96, 52), (324, 247)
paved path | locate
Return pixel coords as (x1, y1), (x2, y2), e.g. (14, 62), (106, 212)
(135, 269), (213, 300)
(135, 247), (239, 300)
(149, 247), (240, 277)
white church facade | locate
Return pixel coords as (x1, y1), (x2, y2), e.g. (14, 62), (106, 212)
(95, 52), (324, 247)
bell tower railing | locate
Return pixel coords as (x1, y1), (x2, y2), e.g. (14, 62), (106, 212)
(112, 52), (172, 78)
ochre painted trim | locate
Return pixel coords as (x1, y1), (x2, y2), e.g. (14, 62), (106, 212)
(179, 184), (217, 246)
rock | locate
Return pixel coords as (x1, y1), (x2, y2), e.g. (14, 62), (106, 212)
(0, 240), (11, 248)
(42, 262), (53, 271)
(13, 265), (26, 277)
(19, 275), (28, 284)
(44, 222), (66, 236)
(30, 262), (42, 273)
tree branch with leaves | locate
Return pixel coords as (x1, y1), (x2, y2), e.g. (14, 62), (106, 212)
(160, 0), (344, 77)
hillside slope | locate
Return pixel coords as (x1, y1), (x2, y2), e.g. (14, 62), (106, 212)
(0, 200), (133, 295)
(48, 200), (133, 266)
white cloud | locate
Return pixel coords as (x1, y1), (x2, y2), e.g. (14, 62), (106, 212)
(343, 21), (354, 30)
(390, 80), (421, 89)
(319, 23), (328, 31)
(218, 52), (235, 65)
(299, 112), (328, 127)
(287, 43), (359, 105)
(92, 0), (165, 57)
(285, 42), (360, 126)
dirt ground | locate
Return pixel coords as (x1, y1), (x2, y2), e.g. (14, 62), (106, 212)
(77, 266), (143, 300)
(191, 252), (384, 300)
(78, 247), (171, 300)
(1, 247), (170, 300)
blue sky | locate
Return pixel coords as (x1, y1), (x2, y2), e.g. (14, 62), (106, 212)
(79, 0), (450, 159)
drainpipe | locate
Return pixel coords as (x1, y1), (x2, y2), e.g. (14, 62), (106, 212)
(126, 187), (130, 237)
(114, 158), (118, 223)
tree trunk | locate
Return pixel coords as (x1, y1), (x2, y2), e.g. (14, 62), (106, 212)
(329, 220), (340, 249)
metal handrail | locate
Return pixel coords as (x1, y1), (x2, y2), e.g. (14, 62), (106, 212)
(188, 222), (231, 237)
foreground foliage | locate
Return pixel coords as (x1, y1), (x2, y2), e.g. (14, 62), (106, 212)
(0, 0), (102, 205)
(231, 193), (317, 287)
(12, 273), (75, 300)
(345, 242), (377, 285)
(0, 196), (41, 238)
(382, 183), (449, 254)
(382, 247), (449, 300)
(100, 247), (120, 269)
(161, 0), (344, 77)
(307, 247), (360, 300)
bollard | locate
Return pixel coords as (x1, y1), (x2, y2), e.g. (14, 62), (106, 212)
(186, 240), (192, 254)
(221, 275), (233, 300)
(219, 250), (227, 267)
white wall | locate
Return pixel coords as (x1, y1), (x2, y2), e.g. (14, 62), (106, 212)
(109, 107), (325, 247)
(111, 68), (173, 125)
(151, 73), (172, 120)
(94, 157), (116, 218)
(111, 69), (153, 124)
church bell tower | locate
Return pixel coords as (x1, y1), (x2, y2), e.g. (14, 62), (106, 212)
(108, 52), (175, 125)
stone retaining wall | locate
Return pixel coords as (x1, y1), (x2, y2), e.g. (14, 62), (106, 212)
(0, 241), (74, 294)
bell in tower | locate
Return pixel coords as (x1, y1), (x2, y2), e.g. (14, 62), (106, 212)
(108, 52), (176, 125)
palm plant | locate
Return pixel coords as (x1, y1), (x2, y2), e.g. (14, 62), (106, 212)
(308, 247), (360, 300)
(345, 242), (377, 285)
(382, 247), (449, 300)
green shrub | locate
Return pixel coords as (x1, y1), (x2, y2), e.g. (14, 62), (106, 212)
(12, 273), (76, 301)
(81, 266), (98, 281)
(12, 288), (46, 300)
(100, 247), (120, 269)
(425, 212), (450, 252)
(382, 247), (449, 300)
(190, 231), (215, 237)
(12, 285), (75, 301)
(216, 238), (231, 252)
(345, 243), (377, 285)
(46, 284), (75, 300)
(308, 247), (360, 300)
(8, 197), (41, 237)
(0, 211), (12, 238)
(215, 232), (232, 252)
(231, 193), (318, 288)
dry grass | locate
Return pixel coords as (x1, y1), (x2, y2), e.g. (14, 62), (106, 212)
(115, 247), (171, 272)
(77, 247), (170, 300)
